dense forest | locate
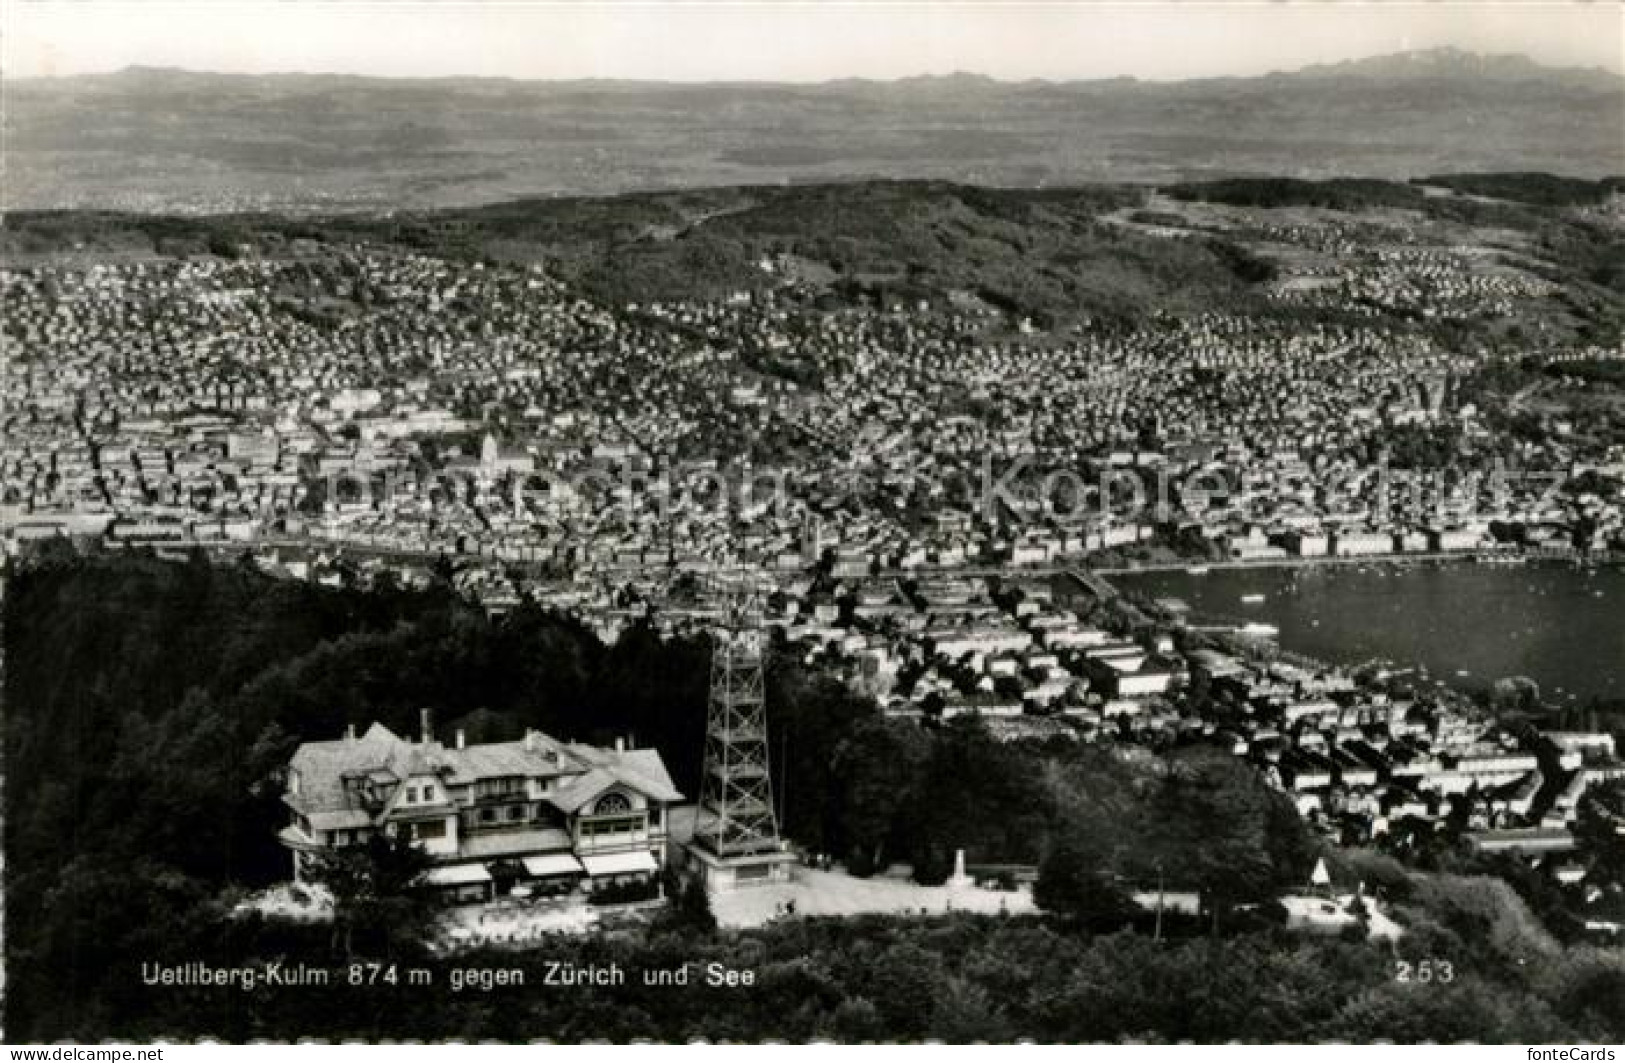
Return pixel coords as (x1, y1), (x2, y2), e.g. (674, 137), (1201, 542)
(1165, 178), (1432, 212)
(19, 903), (1624, 1042)
(5, 552), (1623, 1041)
(1415, 173), (1625, 207)
(1166, 173), (1624, 213)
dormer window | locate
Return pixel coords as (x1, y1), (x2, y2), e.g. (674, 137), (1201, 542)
(593, 791), (632, 816)
(476, 776), (525, 799)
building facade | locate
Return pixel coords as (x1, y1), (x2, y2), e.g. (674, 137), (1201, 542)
(280, 718), (682, 904)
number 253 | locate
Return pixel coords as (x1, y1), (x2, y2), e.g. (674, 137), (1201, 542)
(1395, 959), (1454, 984)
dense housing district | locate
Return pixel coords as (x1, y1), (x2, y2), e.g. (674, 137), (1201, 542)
(5, 177), (1625, 969)
(3, 254), (1621, 571)
(5, 191), (1624, 582)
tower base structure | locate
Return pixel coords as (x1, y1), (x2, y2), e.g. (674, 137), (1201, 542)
(683, 841), (798, 893)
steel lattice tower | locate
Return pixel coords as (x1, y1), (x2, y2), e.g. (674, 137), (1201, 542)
(693, 577), (783, 858)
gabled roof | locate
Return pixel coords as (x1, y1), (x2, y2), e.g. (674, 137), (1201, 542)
(288, 723), (413, 816)
(436, 731), (587, 785)
(308, 809), (374, 832)
(286, 722), (683, 821)
(560, 743), (684, 806)
(549, 767), (622, 814)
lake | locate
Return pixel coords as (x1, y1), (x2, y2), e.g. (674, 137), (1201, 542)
(1112, 562), (1625, 705)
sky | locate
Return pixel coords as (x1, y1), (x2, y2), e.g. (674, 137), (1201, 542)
(4, 1), (1622, 82)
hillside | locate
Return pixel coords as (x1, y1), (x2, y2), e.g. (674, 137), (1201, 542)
(3, 49), (1619, 212)
(8, 172), (1623, 336)
(0, 181), (1273, 322)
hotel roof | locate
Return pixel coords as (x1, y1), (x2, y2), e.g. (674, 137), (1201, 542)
(286, 720), (682, 821)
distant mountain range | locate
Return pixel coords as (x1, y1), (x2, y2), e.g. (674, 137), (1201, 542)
(4, 49), (1620, 213)
(1287, 46), (1619, 85)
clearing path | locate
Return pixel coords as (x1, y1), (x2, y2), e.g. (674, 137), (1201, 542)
(710, 865), (1034, 929)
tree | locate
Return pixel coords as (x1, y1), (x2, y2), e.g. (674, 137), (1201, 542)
(1573, 781), (1625, 887)
(1543, 951), (1625, 1042)
(430, 552), (458, 586)
(830, 717), (931, 874)
(664, 877), (717, 935)
(1034, 830), (1138, 930)
(1323, 977), (1581, 1042)
(903, 717), (1054, 875)
(306, 832), (435, 958)
(1493, 676), (1543, 714)
(825, 997), (887, 1041)
(764, 652), (882, 852)
(863, 941), (942, 1039)
(1142, 750), (1304, 930)
(930, 976), (1016, 1042)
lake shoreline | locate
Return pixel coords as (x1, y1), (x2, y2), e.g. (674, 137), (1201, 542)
(1094, 549), (1619, 578)
(1110, 562), (1623, 705)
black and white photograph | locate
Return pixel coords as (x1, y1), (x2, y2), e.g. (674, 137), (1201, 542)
(2, 0), (1623, 1047)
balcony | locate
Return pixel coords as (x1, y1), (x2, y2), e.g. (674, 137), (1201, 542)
(469, 787), (530, 805)
(575, 828), (650, 854)
(464, 809), (563, 835)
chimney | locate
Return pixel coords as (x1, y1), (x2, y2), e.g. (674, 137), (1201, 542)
(456, 729), (466, 750)
(420, 707), (433, 746)
(614, 736), (625, 754)
(345, 723), (357, 743)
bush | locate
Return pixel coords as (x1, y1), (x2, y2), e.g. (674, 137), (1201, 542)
(1034, 831), (1138, 930)
(589, 877), (661, 906)
(659, 878), (717, 934)
(912, 845), (953, 886)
